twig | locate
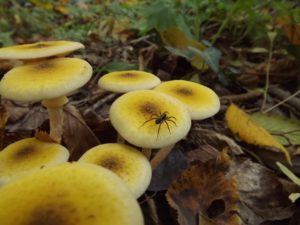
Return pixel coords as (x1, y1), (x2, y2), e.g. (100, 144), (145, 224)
(263, 88), (300, 113)
(261, 31), (276, 111)
(221, 91), (263, 103)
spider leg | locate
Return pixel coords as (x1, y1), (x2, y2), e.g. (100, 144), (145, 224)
(164, 120), (172, 134)
(167, 116), (177, 120)
(157, 122), (162, 139)
(139, 118), (156, 128)
(167, 118), (177, 127)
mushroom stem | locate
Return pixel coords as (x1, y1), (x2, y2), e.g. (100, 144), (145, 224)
(142, 148), (152, 159)
(150, 144), (174, 170)
(42, 96), (68, 143)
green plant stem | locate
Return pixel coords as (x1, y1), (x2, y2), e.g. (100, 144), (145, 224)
(261, 31), (276, 111)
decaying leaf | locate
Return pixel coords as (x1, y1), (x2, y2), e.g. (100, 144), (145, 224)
(166, 151), (241, 225)
(34, 130), (57, 143)
(148, 145), (188, 191)
(0, 105), (9, 149)
(63, 105), (100, 160)
(225, 104), (291, 165)
(232, 158), (294, 224)
(251, 112), (300, 146)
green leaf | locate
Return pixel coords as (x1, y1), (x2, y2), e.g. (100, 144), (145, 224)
(100, 62), (138, 73)
(276, 162), (300, 186)
(251, 113), (300, 145)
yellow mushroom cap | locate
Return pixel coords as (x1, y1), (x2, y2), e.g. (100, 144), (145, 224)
(78, 143), (152, 198)
(0, 40), (84, 60)
(0, 162), (144, 225)
(98, 70), (161, 93)
(154, 80), (220, 120)
(109, 90), (191, 148)
(0, 57), (92, 102)
(0, 137), (69, 186)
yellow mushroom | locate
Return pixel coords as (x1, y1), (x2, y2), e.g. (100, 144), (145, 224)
(0, 162), (144, 225)
(78, 143), (152, 198)
(154, 80), (220, 120)
(110, 90), (191, 148)
(109, 90), (191, 168)
(0, 40), (84, 61)
(0, 57), (93, 143)
(0, 137), (69, 186)
(98, 70), (161, 93)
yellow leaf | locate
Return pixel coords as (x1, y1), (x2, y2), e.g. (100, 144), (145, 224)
(159, 27), (208, 70)
(30, 0), (54, 10)
(225, 104), (291, 165)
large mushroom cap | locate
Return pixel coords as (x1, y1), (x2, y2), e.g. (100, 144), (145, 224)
(78, 143), (152, 198)
(0, 40), (84, 60)
(109, 90), (191, 148)
(98, 70), (161, 93)
(154, 80), (220, 120)
(0, 162), (144, 225)
(0, 57), (92, 102)
(0, 137), (69, 186)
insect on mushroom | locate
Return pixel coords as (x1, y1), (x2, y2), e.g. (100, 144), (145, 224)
(140, 111), (177, 139)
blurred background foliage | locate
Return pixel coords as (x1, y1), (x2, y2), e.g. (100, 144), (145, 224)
(0, 0), (299, 47)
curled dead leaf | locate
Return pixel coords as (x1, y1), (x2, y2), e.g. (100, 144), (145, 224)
(225, 104), (291, 165)
(166, 151), (241, 225)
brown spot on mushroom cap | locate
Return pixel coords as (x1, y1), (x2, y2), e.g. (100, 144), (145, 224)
(139, 102), (158, 115)
(97, 157), (123, 172)
(26, 203), (77, 225)
(33, 61), (55, 71)
(176, 88), (193, 96)
(119, 73), (137, 78)
(13, 146), (38, 161)
(29, 43), (50, 49)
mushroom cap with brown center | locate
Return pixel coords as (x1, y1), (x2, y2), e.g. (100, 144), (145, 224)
(109, 90), (191, 148)
(0, 137), (69, 186)
(0, 40), (84, 60)
(0, 57), (92, 102)
(78, 143), (152, 198)
(154, 80), (220, 120)
(0, 162), (144, 225)
(98, 70), (161, 93)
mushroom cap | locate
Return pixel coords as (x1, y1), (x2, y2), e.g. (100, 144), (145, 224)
(109, 90), (191, 148)
(0, 40), (84, 60)
(0, 57), (92, 102)
(0, 162), (144, 225)
(0, 137), (69, 186)
(98, 70), (161, 93)
(154, 80), (220, 120)
(78, 143), (152, 198)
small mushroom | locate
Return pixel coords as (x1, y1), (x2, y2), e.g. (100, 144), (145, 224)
(0, 137), (69, 186)
(154, 80), (220, 120)
(0, 40), (84, 62)
(98, 70), (161, 93)
(109, 90), (191, 168)
(0, 162), (144, 225)
(0, 57), (93, 143)
(78, 143), (152, 198)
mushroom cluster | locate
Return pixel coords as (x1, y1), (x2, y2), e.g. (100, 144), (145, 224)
(0, 40), (221, 225)
(0, 40), (92, 143)
(98, 70), (220, 169)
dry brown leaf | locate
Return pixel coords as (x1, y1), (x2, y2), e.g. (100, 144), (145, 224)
(34, 130), (57, 143)
(166, 151), (241, 225)
(231, 158), (294, 224)
(225, 104), (291, 165)
(63, 105), (100, 161)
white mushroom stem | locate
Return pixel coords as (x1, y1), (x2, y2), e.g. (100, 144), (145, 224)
(42, 96), (68, 143)
(142, 148), (152, 159)
(150, 144), (175, 170)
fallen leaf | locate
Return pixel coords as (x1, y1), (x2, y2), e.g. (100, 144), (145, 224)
(0, 105), (9, 149)
(225, 104), (291, 165)
(148, 145), (188, 192)
(34, 130), (57, 143)
(166, 151), (241, 225)
(251, 112), (300, 146)
(232, 158), (294, 224)
(63, 105), (100, 161)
